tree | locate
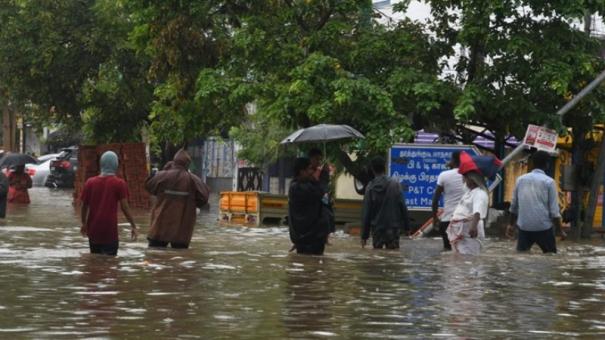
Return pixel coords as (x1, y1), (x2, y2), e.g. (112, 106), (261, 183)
(127, 0), (249, 146)
(80, 0), (153, 143)
(203, 0), (447, 166)
(422, 0), (605, 144)
(423, 0), (605, 237)
(0, 0), (152, 143)
(0, 0), (112, 127)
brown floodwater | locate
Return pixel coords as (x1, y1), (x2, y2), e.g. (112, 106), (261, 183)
(1, 188), (605, 338)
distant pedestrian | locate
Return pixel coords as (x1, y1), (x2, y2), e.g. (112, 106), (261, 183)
(446, 170), (489, 255)
(361, 157), (409, 249)
(80, 151), (137, 256)
(288, 157), (332, 255)
(146, 149), (210, 249)
(432, 151), (466, 251)
(8, 165), (32, 204)
(0, 171), (8, 218)
(508, 151), (562, 253)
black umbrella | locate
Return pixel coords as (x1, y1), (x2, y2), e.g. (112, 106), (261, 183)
(0, 153), (38, 168)
(280, 124), (364, 144)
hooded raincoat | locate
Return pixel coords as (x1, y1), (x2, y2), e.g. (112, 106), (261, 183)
(361, 175), (409, 241)
(146, 150), (210, 246)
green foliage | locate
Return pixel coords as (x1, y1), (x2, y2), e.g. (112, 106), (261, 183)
(2, 0), (605, 164)
(0, 0), (152, 143)
(229, 111), (294, 167)
(219, 0), (438, 163)
(0, 0), (112, 127)
(127, 0), (245, 145)
(80, 0), (153, 143)
(426, 0), (605, 139)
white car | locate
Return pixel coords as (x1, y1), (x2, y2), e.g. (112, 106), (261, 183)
(26, 153), (60, 187)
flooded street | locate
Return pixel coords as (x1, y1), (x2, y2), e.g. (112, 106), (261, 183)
(1, 188), (605, 338)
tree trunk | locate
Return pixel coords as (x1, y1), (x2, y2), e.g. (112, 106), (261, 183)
(278, 156), (286, 195)
(570, 127), (587, 240)
(2, 102), (16, 152)
(582, 132), (605, 238)
(584, 11), (592, 34)
(493, 132), (505, 206)
(161, 142), (181, 167)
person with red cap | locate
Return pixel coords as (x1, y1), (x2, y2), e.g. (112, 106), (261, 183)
(446, 152), (496, 255)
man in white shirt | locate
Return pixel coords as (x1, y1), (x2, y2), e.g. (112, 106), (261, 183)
(432, 151), (466, 251)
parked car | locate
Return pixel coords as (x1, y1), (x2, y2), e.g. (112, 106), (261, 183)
(25, 153), (60, 186)
(37, 153), (60, 163)
(45, 147), (78, 188)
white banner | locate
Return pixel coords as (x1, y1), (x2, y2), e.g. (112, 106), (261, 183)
(523, 124), (558, 152)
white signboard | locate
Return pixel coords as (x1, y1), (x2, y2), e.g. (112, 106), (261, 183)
(523, 124), (558, 152)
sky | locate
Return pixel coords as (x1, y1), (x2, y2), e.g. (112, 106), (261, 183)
(373, 0), (432, 23)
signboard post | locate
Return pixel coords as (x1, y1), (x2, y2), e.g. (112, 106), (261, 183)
(388, 144), (480, 210)
(522, 124), (558, 153)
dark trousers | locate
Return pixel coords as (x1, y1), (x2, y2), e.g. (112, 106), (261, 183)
(439, 221), (452, 250)
(327, 204), (335, 233)
(0, 193), (6, 218)
(372, 229), (400, 249)
(148, 238), (190, 249)
(295, 241), (326, 255)
(517, 227), (557, 253)
(89, 241), (119, 256)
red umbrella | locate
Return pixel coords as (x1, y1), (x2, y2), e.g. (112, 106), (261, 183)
(458, 151), (502, 180)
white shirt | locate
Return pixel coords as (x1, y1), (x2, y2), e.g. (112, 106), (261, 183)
(509, 169), (561, 231)
(436, 168), (466, 221)
(452, 187), (489, 221)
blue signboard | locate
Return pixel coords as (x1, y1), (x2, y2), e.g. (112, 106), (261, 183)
(388, 144), (480, 210)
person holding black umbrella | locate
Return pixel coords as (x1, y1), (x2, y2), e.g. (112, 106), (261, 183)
(8, 165), (32, 204)
(288, 157), (332, 255)
(0, 152), (37, 205)
(308, 148), (335, 240)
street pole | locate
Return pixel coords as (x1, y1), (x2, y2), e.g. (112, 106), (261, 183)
(497, 68), (605, 171)
(501, 70), (605, 168)
(556, 69), (605, 120)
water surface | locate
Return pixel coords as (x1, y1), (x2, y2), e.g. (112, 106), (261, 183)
(0, 188), (604, 338)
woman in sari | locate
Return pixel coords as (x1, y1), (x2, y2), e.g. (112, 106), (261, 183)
(446, 171), (489, 255)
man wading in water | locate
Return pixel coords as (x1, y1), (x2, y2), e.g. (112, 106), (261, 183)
(432, 151), (466, 251)
(80, 151), (138, 256)
(508, 150), (563, 253)
(146, 149), (210, 249)
(288, 157), (332, 255)
(361, 157), (409, 249)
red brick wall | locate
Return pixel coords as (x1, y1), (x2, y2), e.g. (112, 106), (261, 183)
(74, 143), (150, 209)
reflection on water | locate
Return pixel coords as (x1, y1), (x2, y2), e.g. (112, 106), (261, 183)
(1, 188), (605, 337)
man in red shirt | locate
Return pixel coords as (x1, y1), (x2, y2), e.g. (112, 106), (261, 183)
(80, 151), (137, 256)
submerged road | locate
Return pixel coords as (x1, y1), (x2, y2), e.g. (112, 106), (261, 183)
(0, 188), (604, 338)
